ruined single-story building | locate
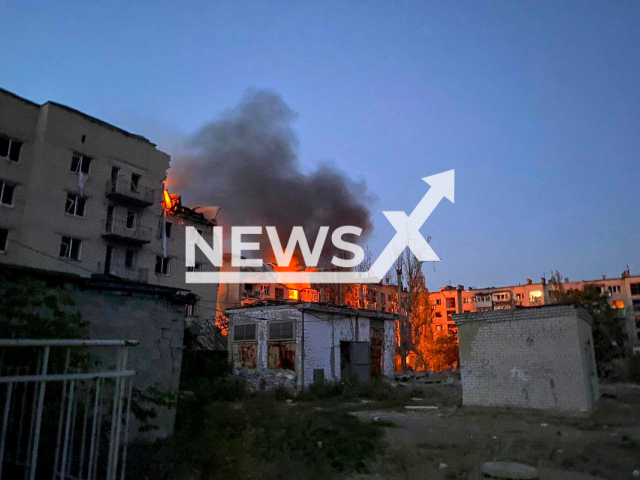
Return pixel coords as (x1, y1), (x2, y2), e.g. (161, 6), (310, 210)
(226, 303), (397, 389)
(454, 304), (600, 413)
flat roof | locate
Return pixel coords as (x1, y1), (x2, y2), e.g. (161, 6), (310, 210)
(0, 87), (155, 146)
(226, 302), (397, 320)
(453, 303), (593, 325)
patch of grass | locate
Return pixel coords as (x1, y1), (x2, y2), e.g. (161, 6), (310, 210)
(129, 393), (386, 479)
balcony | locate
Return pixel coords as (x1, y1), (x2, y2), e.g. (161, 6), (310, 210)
(102, 219), (152, 245)
(96, 262), (149, 283)
(105, 178), (155, 207)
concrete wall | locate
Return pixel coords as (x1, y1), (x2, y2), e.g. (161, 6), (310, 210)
(227, 305), (396, 389)
(455, 305), (599, 413)
(73, 285), (185, 438)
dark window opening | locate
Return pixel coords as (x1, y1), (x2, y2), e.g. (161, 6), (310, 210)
(234, 323), (257, 341)
(59, 236), (82, 260)
(130, 173), (141, 192)
(164, 221), (173, 238)
(269, 321), (294, 341)
(0, 182), (15, 206)
(125, 250), (136, 268)
(71, 152), (92, 174)
(0, 136), (22, 162)
(65, 193), (87, 217)
(155, 256), (170, 275)
(0, 228), (8, 252)
(126, 211), (136, 229)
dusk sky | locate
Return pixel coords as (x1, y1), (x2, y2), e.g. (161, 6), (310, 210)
(2, 1), (639, 289)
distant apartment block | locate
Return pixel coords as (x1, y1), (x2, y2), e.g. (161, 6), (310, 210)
(430, 271), (640, 353)
(0, 88), (218, 337)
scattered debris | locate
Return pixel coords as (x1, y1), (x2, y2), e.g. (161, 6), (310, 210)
(439, 462), (448, 469)
(481, 461), (538, 479)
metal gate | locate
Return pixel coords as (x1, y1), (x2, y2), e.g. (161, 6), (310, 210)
(0, 339), (138, 480)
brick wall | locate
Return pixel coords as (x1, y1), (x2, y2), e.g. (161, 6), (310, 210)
(454, 305), (599, 413)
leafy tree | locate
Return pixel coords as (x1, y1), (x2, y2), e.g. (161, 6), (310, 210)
(549, 271), (626, 375)
(0, 268), (87, 339)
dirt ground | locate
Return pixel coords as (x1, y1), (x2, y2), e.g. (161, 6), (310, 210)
(349, 382), (640, 480)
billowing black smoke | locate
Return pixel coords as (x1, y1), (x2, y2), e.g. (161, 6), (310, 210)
(169, 89), (373, 266)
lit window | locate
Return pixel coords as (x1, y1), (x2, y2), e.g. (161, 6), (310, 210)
(0, 228), (7, 252)
(155, 256), (171, 275)
(70, 152), (92, 174)
(436, 325), (442, 331)
(0, 135), (22, 162)
(59, 236), (82, 260)
(529, 290), (542, 302)
(65, 193), (87, 217)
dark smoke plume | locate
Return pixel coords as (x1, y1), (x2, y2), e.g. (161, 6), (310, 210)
(168, 89), (373, 266)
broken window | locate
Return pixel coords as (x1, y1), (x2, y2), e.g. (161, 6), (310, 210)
(65, 193), (87, 217)
(164, 221), (173, 238)
(0, 228), (7, 252)
(126, 211), (136, 229)
(59, 236), (82, 260)
(155, 256), (171, 275)
(233, 323), (256, 341)
(185, 303), (199, 317)
(608, 285), (621, 294)
(130, 173), (141, 192)
(269, 321), (294, 341)
(125, 249), (136, 268)
(0, 181), (15, 206)
(268, 342), (295, 370)
(0, 135), (22, 162)
(274, 287), (284, 299)
(70, 152), (92, 174)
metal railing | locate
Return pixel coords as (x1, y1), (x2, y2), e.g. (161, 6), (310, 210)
(105, 179), (155, 205)
(103, 220), (152, 243)
(97, 263), (149, 283)
(0, 339), (138, 480)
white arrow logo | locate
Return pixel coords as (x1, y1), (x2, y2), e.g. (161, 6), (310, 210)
(369, 169), (455, 279)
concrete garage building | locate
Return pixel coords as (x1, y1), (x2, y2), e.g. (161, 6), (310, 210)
(226, 304), (397, 390)
(454, 304), (599, 413)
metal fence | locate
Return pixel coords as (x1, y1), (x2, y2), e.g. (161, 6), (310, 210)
(0, 339), (138, 480)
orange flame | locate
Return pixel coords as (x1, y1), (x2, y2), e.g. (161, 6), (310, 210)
(163, 189), (173, 210)
(288, 289), (299, 300)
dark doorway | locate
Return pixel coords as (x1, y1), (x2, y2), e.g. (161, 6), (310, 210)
(340, 341), (371, 382)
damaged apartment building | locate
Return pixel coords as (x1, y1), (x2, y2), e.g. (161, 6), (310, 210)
(0, 87), (220, 338)
(0, 87), (222, 434)
(226, 303), (397, 389)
